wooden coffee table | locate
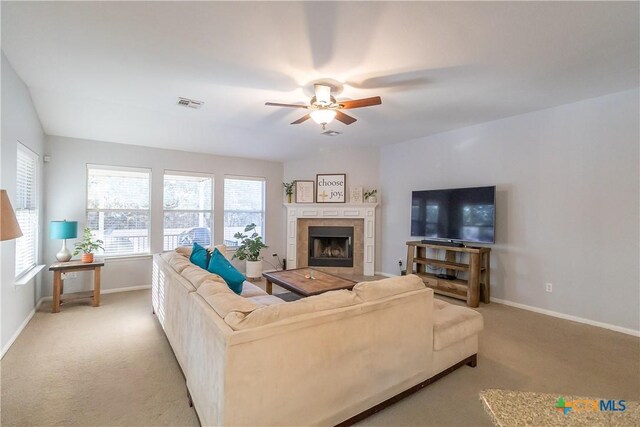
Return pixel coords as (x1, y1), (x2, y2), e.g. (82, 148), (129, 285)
(263, 268), (357, 297)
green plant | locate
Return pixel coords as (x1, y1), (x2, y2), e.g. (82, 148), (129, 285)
(283, 181), (294, 196)
(364, 189), (378, 200)
(73, 227), (104, 255)
(232, 223), (268, 262)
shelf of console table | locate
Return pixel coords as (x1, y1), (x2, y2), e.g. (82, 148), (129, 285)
(406, 241), (491, 307)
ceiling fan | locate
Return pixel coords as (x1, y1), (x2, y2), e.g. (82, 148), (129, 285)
(265, 84), (382, 130)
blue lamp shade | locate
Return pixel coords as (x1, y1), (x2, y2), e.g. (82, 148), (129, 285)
(50, 220), (78, 240)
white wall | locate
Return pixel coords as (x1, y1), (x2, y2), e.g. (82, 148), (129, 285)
(380, 89), (639, 332)
(43, 136), (284, 297)
(1, 52), (46, 353)
(284, 146), (382, 271)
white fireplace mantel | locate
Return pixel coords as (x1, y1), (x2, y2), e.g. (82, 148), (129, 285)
(284, 203), (378, 276)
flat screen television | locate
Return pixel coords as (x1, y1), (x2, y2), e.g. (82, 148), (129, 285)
(411, 186), (496, 244)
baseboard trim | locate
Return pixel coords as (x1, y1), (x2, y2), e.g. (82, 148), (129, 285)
(379, 271), (638, 337)
(38, 284), (152, 302)
(490, 297), (640, 337)
(1, 307), (36, 359)
(101, 284), (151, 295)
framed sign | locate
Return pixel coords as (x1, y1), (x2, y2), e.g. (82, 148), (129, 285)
(350, 186), (363, 203)
(295, 180), (314, 203)
(316, 174), (346, 203)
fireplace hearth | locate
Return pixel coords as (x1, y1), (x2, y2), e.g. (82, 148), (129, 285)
(308, 226), (354, 268)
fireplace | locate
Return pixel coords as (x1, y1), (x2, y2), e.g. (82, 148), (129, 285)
(288, 205), (375, 276)
(308, 226), (354, 268)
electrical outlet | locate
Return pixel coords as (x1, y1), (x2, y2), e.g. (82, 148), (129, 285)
(545, 283), (553, 293)
(62, 272), (78, 280)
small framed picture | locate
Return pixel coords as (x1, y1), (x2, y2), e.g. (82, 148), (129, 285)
(350, 187), (363, 203)
(295, 180), (314, 203)
(316, 173), (346, 203)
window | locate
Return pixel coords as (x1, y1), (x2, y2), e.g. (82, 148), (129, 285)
(163, 172), (213, 250)
(86, 165), (151, 256)
(15, 143), (38, 277)
(223, 177), (265, 247)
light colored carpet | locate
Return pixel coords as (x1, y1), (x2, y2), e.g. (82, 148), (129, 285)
(1, 289), (638, 426)
(1, 291), (199, 426)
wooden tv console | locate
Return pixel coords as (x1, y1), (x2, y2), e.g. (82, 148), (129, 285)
(406, 241), (491, 307)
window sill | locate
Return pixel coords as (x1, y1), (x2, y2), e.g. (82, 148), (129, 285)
(102, 254), (153, 262)
(14, 264), (45, 286)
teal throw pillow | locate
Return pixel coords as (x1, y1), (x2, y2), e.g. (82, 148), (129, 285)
(189, 242), (210, 270)
(207, 248), (245, 294)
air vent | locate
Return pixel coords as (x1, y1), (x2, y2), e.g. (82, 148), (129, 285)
(176, 97), (204, 109)
(321, 130), (342, 136)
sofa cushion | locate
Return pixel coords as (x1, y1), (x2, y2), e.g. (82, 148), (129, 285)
(224, 290), (361, 331)
(175, 246), (192, 257)
(167, 253), (193, 274)
(207, 248), (246, 294)
(353, 274), (425, 302)
(240, 281), (268, 298)
(189, 242), (210, 269)
(247, 295), (287, 307)
(197, 281), (260, 318)
(434, 299), (449, 310)
(433, 303), (484, 350)
(180, 264), (227, 289)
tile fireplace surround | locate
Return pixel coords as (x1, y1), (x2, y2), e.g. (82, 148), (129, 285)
(284, 203), (377, 276)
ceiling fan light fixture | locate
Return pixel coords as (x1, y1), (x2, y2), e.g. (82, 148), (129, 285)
(314, 84), (331, 105)
(310, 109), (336, 126)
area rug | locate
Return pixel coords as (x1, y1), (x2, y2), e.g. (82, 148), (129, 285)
(479, 389), (639, 427)
(275, 292), (301, 302)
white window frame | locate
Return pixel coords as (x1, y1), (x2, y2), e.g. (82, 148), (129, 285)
(15, 142), (39, 278)
(86, 164), (152, 258)
(223, 175), (267, 248)
(162, 170), (215, 251)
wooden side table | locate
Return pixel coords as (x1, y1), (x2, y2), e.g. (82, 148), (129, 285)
(48, 260), (104, 313)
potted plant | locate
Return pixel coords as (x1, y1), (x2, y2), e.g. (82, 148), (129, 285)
(73, 227), (104, 263)
(232, 223), (268, 278)
(364, 189), (378, 203)
(283, 181), (294, 203)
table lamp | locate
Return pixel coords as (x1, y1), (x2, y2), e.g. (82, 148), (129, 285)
(1, 190), (23, 241)
(50, 220), (78, 262)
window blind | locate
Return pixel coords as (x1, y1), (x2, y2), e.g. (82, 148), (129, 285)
(15, 144), (38, 277)
(163, 172), (213, 250)
(223, 177), (265, 247)
(86, 165), (151, 256)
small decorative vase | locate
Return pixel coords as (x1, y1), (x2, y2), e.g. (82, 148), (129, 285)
(287, 194), (292, 203)
(81, 253), (94, 263)
(368, 196), (377, 203)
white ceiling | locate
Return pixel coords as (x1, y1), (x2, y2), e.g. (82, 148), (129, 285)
(2, 1), (638, 161)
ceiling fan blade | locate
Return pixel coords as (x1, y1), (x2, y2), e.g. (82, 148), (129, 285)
(291, 114), (311, 125)
(334, 110), (357, 125)
(338, 96), (382, 109)
(265, 102), (309, 109)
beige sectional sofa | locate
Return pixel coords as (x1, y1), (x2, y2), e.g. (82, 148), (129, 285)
(152, 249), (483, 426)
